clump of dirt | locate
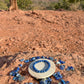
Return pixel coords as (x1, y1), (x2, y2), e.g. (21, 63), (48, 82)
(0, 10), (84, 84)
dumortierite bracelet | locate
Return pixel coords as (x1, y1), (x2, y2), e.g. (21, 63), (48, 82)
(33, 60), (51, 73)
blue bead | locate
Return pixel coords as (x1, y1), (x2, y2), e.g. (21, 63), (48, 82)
(13, 77), (18, 81)
(36, 56), (40, 59)
(41, 56), (45, 59)
(40, 79), (47, 84)
(66, 66), (74, 71)
(24, 60), (29, 63)
(47, 78), (52, 81)
(17, 67), (20, 71)
(48, 57), (54, 61)
(59, 60), (65, 64)
(20, 59), (25, 62)
(70, 66), (74, 71)
(19, 64), (23, 67)
(56, 61), (61, 64)
(10, 71), (16, 76)
(29, 83), (33, 84)
(31, 57), (36, 61)
(24, 83), (28, 84)
(59, 65), (65, 70)
(53, 72), (63, 80)
(61, 79), (66, 84)
(54, 59), (57, 61)
(16, 73), (21, 77)
(65, 81), (70, 84)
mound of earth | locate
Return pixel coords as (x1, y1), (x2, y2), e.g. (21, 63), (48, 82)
(0, 10), (84, 84)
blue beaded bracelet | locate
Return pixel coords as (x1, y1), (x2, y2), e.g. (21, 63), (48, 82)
(33, 60), (50, 73)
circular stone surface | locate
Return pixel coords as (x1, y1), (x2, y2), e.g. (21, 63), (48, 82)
(28, 59), (56, 79)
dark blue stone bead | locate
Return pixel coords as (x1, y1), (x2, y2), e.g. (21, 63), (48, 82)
(16, 73), (21, 77)
(13, 77), (18, 81)
(40, 79), (48, 84)
(24, 60), (29, 63)
(66, 66), (74, 71)
(47, 77), (52, 82)
(20, 59), (25, 62)
(61, 79), (66, 84)
(41, 56), (45, 59)
(59, 65), (65, 70)
(70, 66), (74, 71)
(53, 72), (62, 80)
(48, 57), (54, 61)
(65, 81), (70, 84)
(17, 67), (20, 71)
(36, 56), (40, 59)
(31, 57), (36, 61)
(59, 60), (65, 64)
(24, 83), (28, 84)
(45, 57), (47, 59)
(19, 64), (23, 67)
(29, 83), (33, 84)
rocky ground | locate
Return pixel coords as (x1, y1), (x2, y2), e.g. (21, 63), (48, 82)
(0, 10), (84, 84)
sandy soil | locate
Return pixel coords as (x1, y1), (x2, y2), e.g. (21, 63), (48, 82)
(0, 10), (84, 84)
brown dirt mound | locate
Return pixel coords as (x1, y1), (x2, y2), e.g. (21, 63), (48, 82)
(0, 10), (84, 84)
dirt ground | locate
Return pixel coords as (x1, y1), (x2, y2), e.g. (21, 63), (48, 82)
(0, 10), (84, 84)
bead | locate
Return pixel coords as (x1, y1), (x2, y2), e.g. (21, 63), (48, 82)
(53, 72), (63, 80)
(65, 81), (70, 84)
(31, 57), (36, 61)
(10, 71), (16, 76)
(66, 66), (74, 71)
(54, 59), (57, 61)
(36, 56), (40, 59)
(24, 83), (28, 84)
(19, 64), (23, 67)
(17, 76), (25, 82)
(29, 83), (33, 84)
(59, 65), (65, 70)
(20, 59), (25, 62)
(16, 73), (21, 77)
(48, 57), (54, 61)
(13, 77), (18, 81)
(41, 56), (45, 59)
(24, 60), (29, 63)
(61, 79), (66, 84)
(56, 61), (61, 64)
(47, 77), (52, 82)
(59, 60), (65, 64)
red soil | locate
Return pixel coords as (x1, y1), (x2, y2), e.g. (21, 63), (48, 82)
(0, 10), (84, 84)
